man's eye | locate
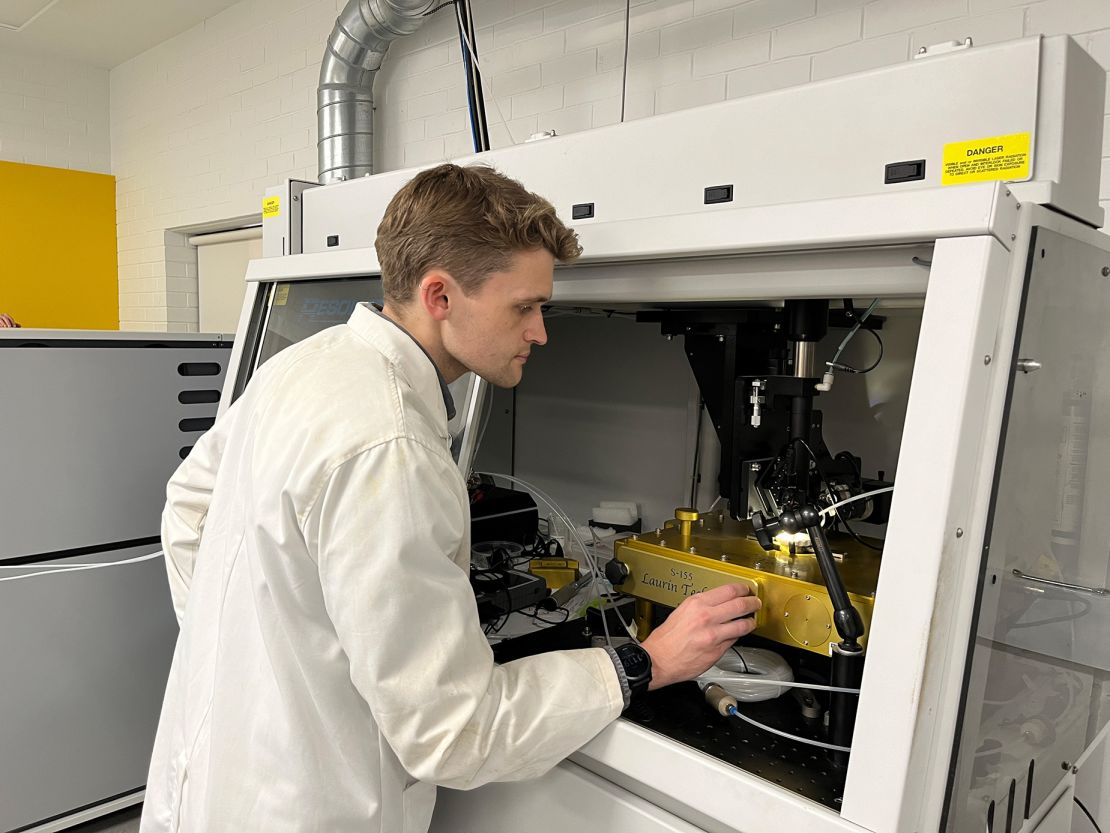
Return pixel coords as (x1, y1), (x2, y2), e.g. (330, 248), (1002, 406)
(520, 305), (532, 313)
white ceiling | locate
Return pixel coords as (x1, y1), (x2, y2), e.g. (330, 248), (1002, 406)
(0, 0), (246, 69)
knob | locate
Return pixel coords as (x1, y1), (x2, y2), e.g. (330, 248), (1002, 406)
(605, 558), (630, 586)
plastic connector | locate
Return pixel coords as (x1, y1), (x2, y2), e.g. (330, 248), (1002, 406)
(703, 683), (738, 716)
(815, 370), (835, 392)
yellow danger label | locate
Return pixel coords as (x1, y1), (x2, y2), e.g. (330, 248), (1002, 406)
(942, 133), (1031, 185)
(262, 196), (281, 218)
(273, 285), (290, 306)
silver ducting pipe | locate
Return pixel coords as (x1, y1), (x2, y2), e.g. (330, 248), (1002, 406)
(317, 0), (436, 184)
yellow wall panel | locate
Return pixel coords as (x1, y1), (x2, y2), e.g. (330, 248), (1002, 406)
(0, 161), (119, 330)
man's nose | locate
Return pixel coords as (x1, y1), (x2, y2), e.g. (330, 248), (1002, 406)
(526, 313), (547, 346)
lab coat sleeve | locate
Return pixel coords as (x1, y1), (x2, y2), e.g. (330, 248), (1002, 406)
(160, 415), (228, 624)
(308, 438), (624, 790)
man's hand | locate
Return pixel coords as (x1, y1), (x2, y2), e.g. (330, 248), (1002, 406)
(641, 583), (761, 690)
(0, 313), (20, 328)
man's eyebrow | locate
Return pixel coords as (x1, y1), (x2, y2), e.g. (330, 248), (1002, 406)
(515, 295), (550, 304)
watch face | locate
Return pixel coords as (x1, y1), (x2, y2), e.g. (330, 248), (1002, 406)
(618, 644), (651, 680)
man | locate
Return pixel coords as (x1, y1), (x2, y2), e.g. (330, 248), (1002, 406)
(141, 164), (760, 833)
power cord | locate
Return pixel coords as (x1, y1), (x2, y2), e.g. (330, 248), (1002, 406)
(1075, 796), (1104, 833)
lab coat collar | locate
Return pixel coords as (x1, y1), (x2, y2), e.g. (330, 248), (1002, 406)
(347, 302), (457, 425)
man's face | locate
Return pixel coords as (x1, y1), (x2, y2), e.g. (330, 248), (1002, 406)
(442, 248), (553, 388)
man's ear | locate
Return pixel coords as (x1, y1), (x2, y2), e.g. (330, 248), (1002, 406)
(417, 269), (456, 323)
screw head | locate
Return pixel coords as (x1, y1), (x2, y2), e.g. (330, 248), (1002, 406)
(984, 355), (992, 365)
(956, 528), (964, 538)
(1010, 233), (1017, 241)
(1102, 266), (1110, 277)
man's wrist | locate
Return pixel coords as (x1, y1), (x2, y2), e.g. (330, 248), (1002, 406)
(602, 646), (632, 709)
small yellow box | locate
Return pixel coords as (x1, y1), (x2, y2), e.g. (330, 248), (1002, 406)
(529, 558), (579, 591)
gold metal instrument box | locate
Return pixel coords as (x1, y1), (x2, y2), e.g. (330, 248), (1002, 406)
(612, 508), (881, 655)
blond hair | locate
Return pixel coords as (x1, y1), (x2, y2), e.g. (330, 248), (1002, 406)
(375, 163), (582, 305)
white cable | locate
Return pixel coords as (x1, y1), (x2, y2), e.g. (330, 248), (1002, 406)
(455, 23), (516, 146)
(0, 552), (163, 583)
(699, 675), (860, 695)
(819, 485), (894, 518)
(727, 706), (851, 753)
(697, 648), (794, 702)
(476, 472), (634, 647)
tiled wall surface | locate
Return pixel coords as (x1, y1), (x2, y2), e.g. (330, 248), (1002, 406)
(101, 0), (1110, 329)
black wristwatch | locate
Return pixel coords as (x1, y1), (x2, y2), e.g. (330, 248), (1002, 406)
(615, 642), (652, 698)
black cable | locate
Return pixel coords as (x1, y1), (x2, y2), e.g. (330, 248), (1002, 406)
(791, 437), (882, 552)
(619, 0), (631, 122)
(423, 0), (456, 15)
(730, 645), (749, 674)
(830, 327), (884, 375)
(1075, 796), (1103, 833)
(690, 399), (704, 507)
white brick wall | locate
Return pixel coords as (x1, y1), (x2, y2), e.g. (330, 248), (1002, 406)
(0, 47), (110, 173)
(109, 0), (1110, 331)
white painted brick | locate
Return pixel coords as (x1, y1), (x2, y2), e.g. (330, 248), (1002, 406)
(773, 9), (861, 58)
(812, 33), (909, 80)
(511, 84), (565, 118)
(733, 0), (816, 36)
(864, 0), (967, 37)
(693, 33), (770, 77)
(495, 10), (545, 46)
(911, 9), (1024, 52)
(592, 95), (624, 126)
(693, 0), (743, 14)
(565, 70), (623, 105)
(537, 102), (594, 134)
(598, 41), (626, 72)
(398, 119), (426, 145)
(627, 52), (693, 93)
(629, 30), (662, 64)
(426, 109), (468, 138)
(542, 49), (598, 85)
(970, 0), (1038, 11)
(661, 9), (735, 55)
(492, 65), (542, 98)
(565, 10), (626, 51)
(726, 56), (812, 98)
(1026, 0), (1110, 36)
(489, 114), (539, 147)
(545, 0), (617, 31)
(400, 90), (450, 120)
(818, 0), (867, 13)
(656, 74), (727, 114)
(444, 130), (473, 158)
(404, 135), (447, 166)
(631, 0), (694, 34)
(1088, 30), (1110, 71)
(394, 43), (452, 78)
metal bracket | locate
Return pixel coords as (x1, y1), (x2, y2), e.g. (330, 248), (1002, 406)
(1012, 569), (1109, 596)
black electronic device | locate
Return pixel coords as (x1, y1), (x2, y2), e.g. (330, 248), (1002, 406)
(469, 484), (539, 545)
(470, 568), (549, 623)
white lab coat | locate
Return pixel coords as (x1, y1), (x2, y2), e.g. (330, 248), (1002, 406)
(140, 304), (623, 833)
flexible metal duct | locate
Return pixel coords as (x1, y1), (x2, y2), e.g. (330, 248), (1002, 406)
(318, 0), (436, 184)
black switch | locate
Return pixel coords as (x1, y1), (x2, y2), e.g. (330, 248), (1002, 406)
(572, 202), (594, 219)
(884, 159), (926, 184)
(704, 184), (733, 204)
(326, 234), (340, 247)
